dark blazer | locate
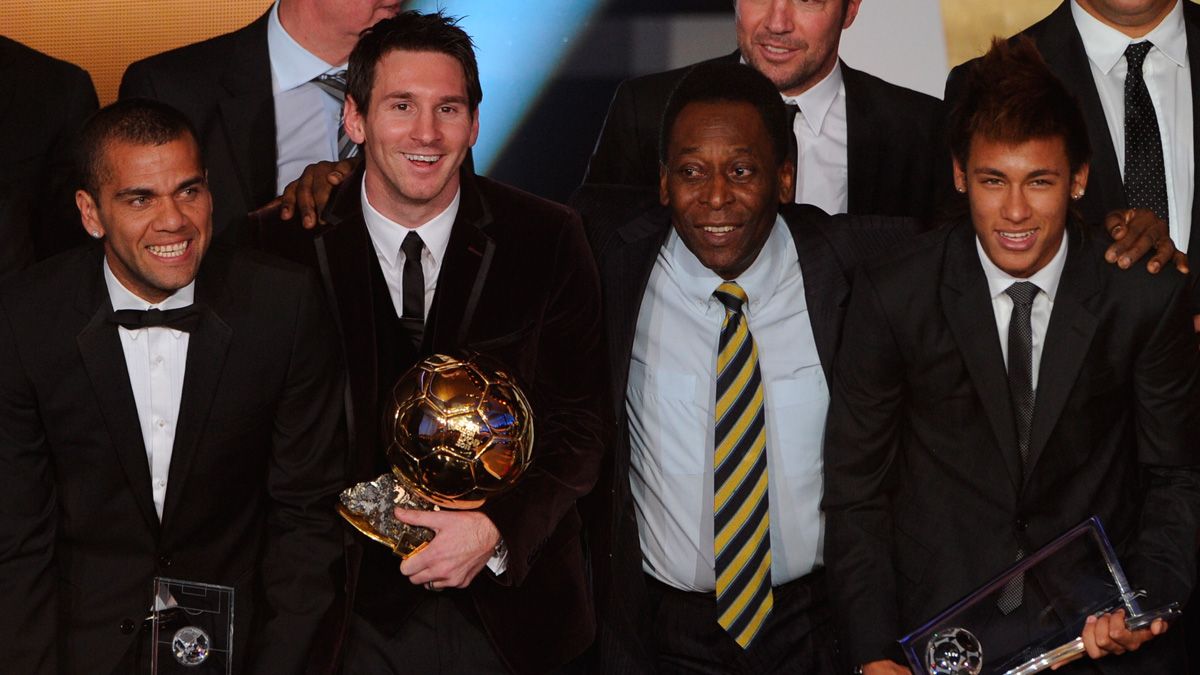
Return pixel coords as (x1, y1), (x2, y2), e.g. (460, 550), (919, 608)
(823, 222), (1200, 670)
(120, 12), (276, 239)
(0, 244), (346, 674)
(0, 36), (98, 269)
(584, 54), (944, 221)
(945, 1), (1200, 276)
(571, 183), (919, 673)
(261, 168), (609, 675)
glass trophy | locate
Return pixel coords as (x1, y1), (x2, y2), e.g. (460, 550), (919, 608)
(898, 517), (1180, 675)
(150, 577), (235, 674)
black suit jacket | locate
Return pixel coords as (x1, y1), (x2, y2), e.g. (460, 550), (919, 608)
(823, 222), (1200, 670)
(0, 244), (346, 674)
(945, 1), (1200, 280)
(261, 168), (609, 675)
(120, 13), (276, 240)
(0, 36), (98, 270)
(584, 54), (944, 221)
(571, 183), (919, 673)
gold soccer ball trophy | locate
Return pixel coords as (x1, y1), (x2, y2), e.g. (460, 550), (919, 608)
(337, 353), (534, 558)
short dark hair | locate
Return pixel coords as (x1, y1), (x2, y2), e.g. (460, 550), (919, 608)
(659, 61), (790, 168)
(76, 98), (200, 197)
(347, 10), (482, 115)
(948, 37), (1090, 173)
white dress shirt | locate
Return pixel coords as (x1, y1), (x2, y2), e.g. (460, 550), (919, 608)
(1072, 0), (1193, 252)
(103, 260), (195, 521)
(784, 63), (850, 215)
(267, 1), (346, 194)
(976, 236), (1069, 390)
(361, 180), (458, 320)
(628, 216), (827, 592)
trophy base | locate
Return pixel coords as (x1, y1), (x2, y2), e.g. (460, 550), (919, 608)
(337, 473), (438, 559)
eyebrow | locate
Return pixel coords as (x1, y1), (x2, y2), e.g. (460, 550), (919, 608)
(973, 167), (1061, 179)
(113, 174), (206, 199)
(382, 91), (470, 106)
(673, 145), (755, 157)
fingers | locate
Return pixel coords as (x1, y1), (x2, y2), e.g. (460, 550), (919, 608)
(1082, 610), (1162, 660)
(248, 196), (283, 220)
(1192, 315), (1200, 334)
(1172, 250), (1190, 274)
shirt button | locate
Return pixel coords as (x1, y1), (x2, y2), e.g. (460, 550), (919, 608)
(157, 419), (166, 428)
(155, 356), (164, 366)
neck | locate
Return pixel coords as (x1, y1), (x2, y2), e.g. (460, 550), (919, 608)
(278, 0), (355, 65)
(1074, 0), (1177, 38)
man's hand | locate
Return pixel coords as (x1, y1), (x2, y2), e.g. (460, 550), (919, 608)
(250, 157), (360, 229)
(395, 508), (500, 590)
(861, 660), (912, 674)
(1103, 208), (1187, 274)
(1080, 609), (1166, 659)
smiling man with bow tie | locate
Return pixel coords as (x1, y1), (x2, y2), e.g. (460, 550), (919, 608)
(0, 98), (347, 675)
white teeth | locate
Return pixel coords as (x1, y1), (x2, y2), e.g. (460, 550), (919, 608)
(148, 241), (188, 258)
(703, 226), (735, 234)
(404, 153), (441, 163)
(999, 231), (1035, 240)
(764, 45), (790, 54)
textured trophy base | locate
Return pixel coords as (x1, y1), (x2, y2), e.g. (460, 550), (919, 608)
(337, 473), (437, 559)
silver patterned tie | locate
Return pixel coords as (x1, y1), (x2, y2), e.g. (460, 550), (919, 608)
(312, 70), (359, 160)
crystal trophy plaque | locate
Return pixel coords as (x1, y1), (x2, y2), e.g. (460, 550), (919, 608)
(898, 517), (1180, 675)
(150, 577), (234, 673)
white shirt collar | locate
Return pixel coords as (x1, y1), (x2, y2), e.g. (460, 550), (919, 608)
(361, 179), (459, 269)
(103, 257), (196, 338)
(1071, 0), (1187, 73)
(782, 62), (843, 136)
(266, 1), (344, 95)
(667, 213), (791, 315)
(975, 230), (1069, 304)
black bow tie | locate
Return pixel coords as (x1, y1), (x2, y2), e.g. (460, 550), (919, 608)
(110, 305), (202, 333)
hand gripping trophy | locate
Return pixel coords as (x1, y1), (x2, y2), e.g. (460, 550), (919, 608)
(337, 353), (534, 558)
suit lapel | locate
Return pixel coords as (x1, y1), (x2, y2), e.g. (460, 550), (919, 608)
(604, 208), (671, 415)
(1185, 5), (1200, 259)
(1038, 2), (1126, 219)
(73, 252), (160, 535)
(425, 172), (495, 355)
(783, 205), (849, 381)
(1025, 228), (1101, 475)
(161, 254), (233, 529)
(216, 12), (276, 211)
(940, 224), (1023, 490)
(841, 64), (880, 216)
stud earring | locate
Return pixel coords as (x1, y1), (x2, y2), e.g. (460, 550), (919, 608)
(956, 185), (966, 194)
(90, 230), (102, 238)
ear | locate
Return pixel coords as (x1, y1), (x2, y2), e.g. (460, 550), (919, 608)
(344, 95), (367, 145)
(1071, 162), (1090, 198)
(469, 108), (481, 148)
(843, 0), (863, 30)
(778, 159), (795, 204)
(76, 189), (104, 238)
(659, 163), (670, 206)
(952, 156), (967, 193)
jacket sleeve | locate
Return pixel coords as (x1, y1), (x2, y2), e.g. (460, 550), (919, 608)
(246, 272), (348, 674)
(0, 298), (58, 674)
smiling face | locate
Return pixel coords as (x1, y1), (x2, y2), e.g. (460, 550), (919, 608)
(955, 135), (1088, 278)
(735, 0), (860, 97)
(76, 136), (212, 303)
(345, 49), (479, 227)
(660, 100), (794, 280)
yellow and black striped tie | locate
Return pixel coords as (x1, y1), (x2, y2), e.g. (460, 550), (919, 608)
(712, 281), (772, 648)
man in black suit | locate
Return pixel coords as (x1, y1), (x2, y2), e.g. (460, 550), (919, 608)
(0, 36), (98, 271)
(584, 0), (943, 221)
(825, 39), (1200, 675)
(945, 0), (1200, 316)
(0, 99), (345, 674)
(576, 61), (920, 675)
(120, 0), (398, 238)
(260, 12), (607, 675)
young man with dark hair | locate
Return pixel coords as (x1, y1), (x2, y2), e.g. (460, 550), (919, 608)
(0, 98), (346, 674)
(259, 11), (608, 675)
(825, 39), (1200, 674)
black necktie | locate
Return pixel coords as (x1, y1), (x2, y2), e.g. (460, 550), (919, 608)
(996, 281), (1039, 615)
(312, 70), (359, 160)
(1123, 41), (1169, 222)
(110, 306), (202, 333)
(785, 103), (801, 191)
(400, 231), (426, 321)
